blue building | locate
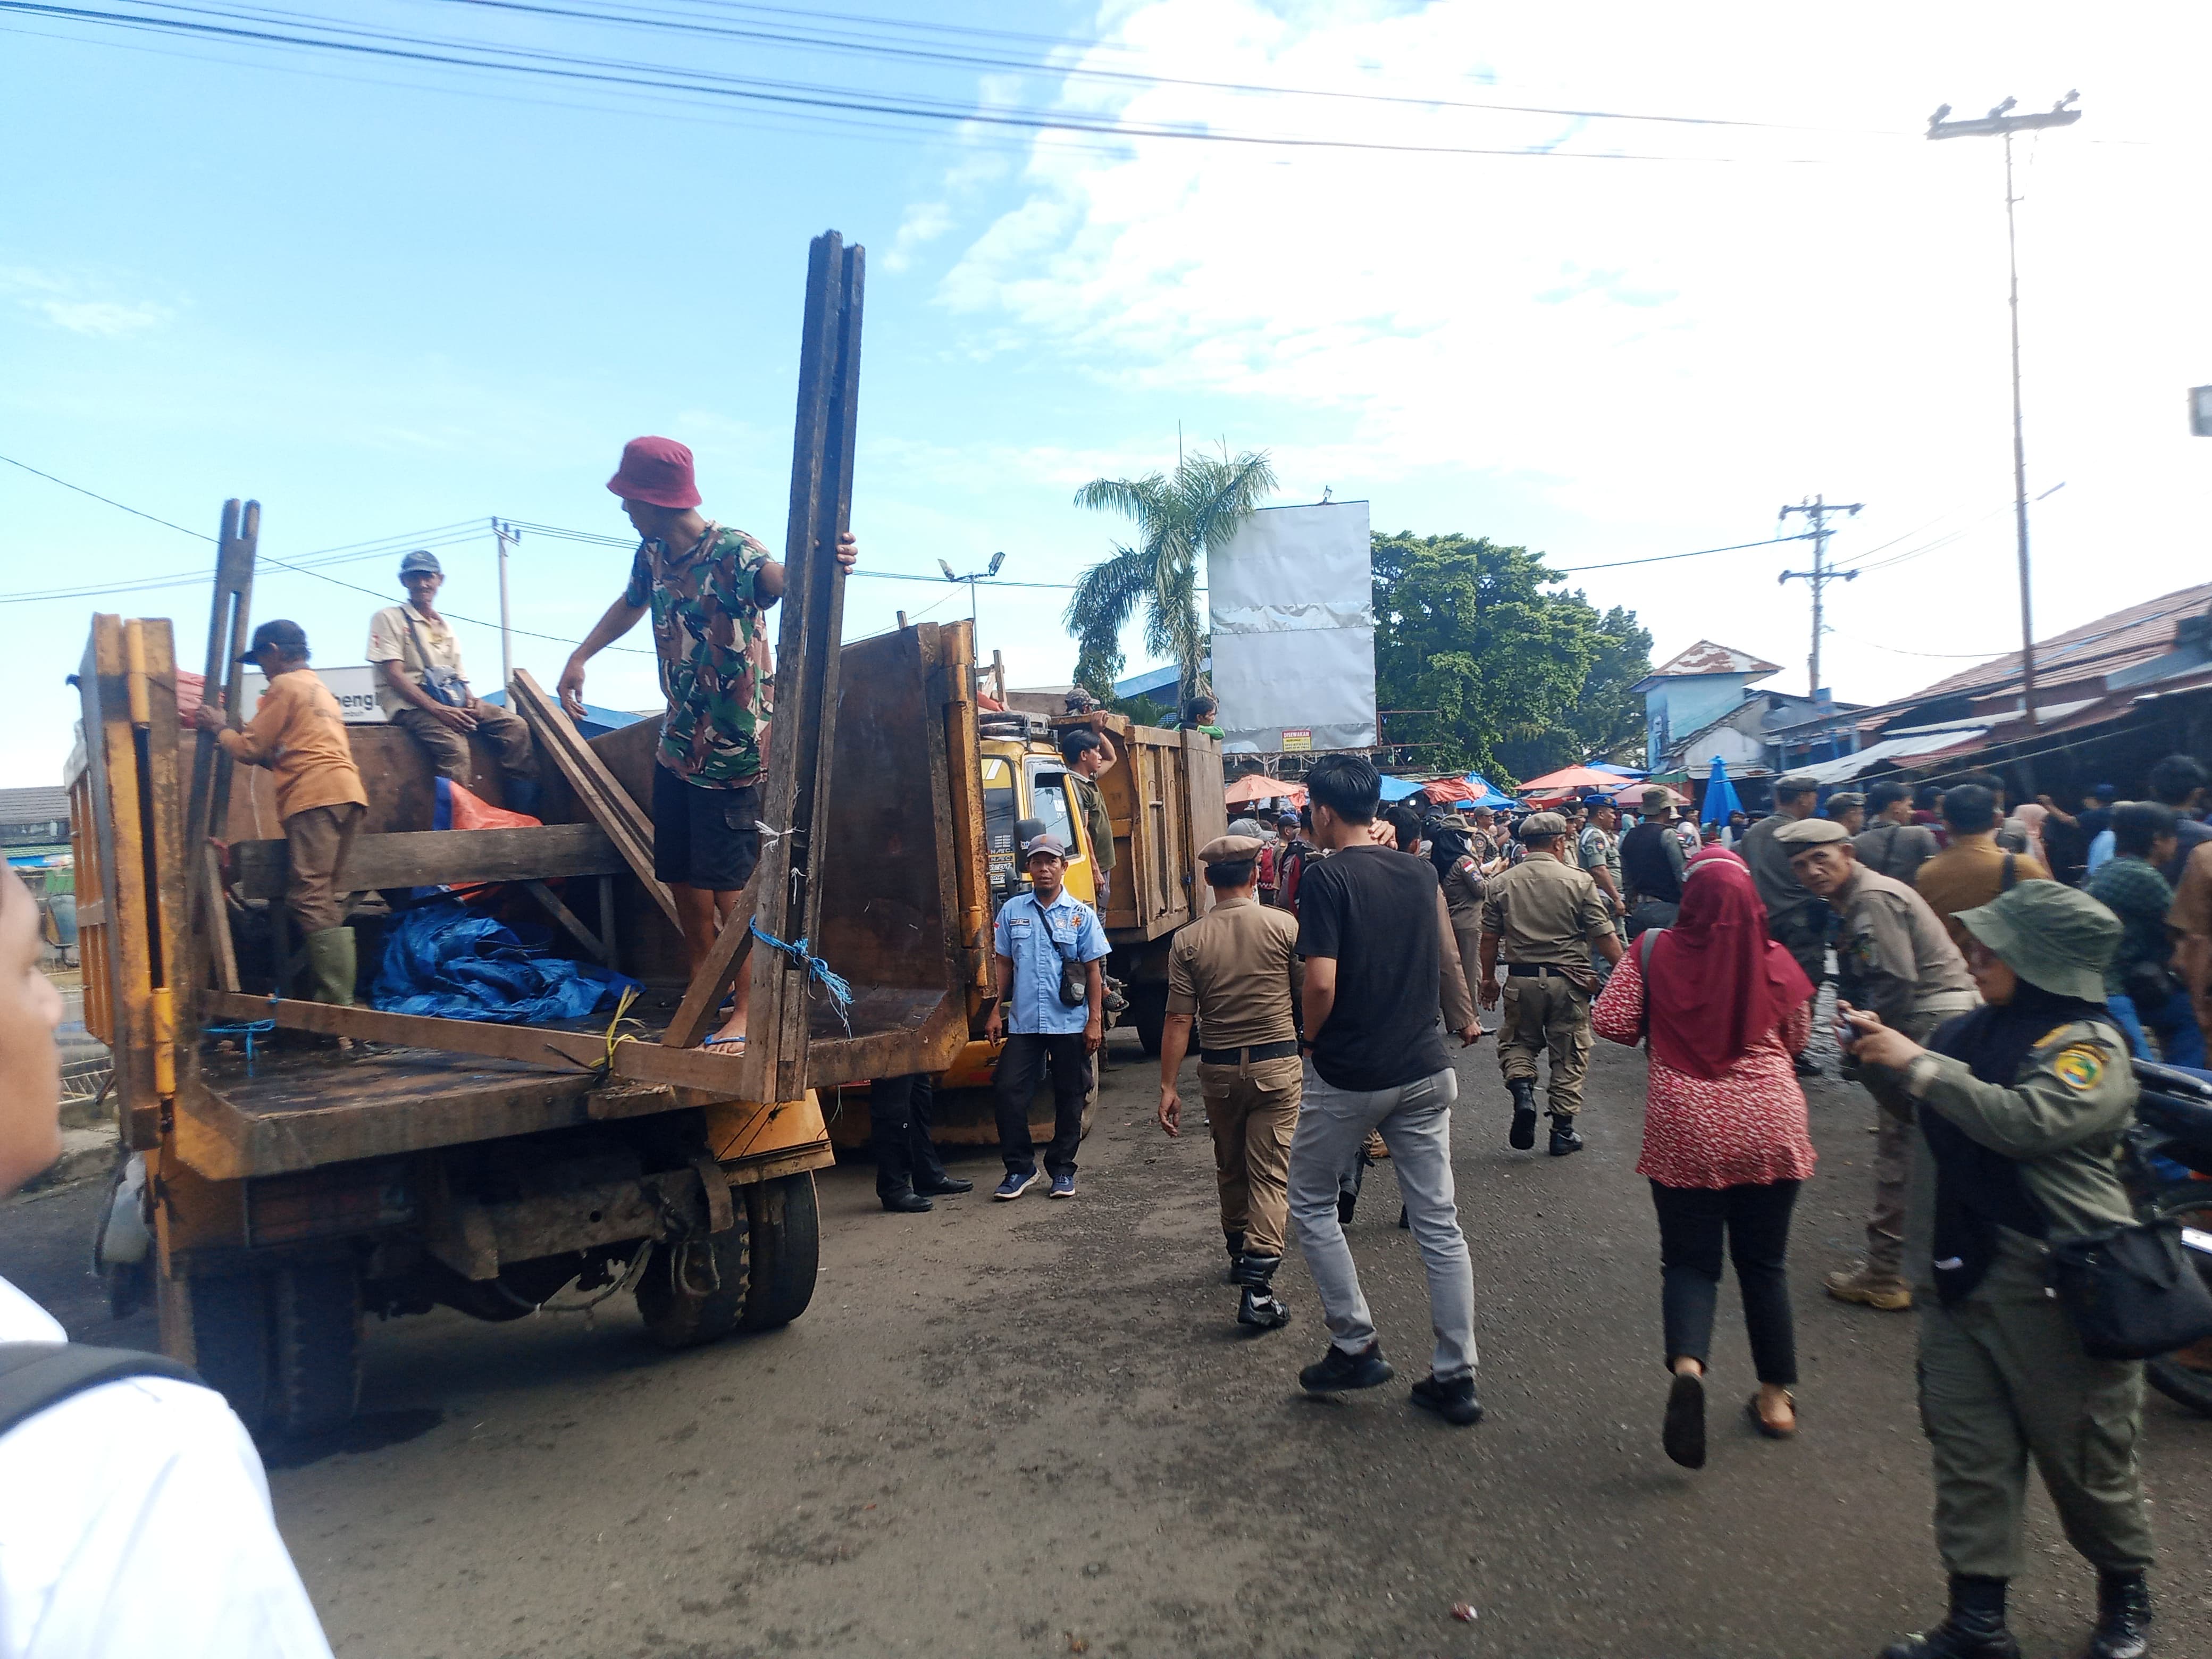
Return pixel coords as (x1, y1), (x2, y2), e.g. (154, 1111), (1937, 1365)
(1629, 641), (1783, 773)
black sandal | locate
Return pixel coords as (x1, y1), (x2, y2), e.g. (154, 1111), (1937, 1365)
(1663, 1371), (1706, 1468)
(1746, 1391), (1797, 1439)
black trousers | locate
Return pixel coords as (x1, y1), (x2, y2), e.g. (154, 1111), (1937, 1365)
(993, 1032), (1090, 1177)
(870, 1073), (953, 1197)
(1649, 1179), (1802, 1386)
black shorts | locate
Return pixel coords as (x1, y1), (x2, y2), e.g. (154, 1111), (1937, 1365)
(651, 766), (762, 892)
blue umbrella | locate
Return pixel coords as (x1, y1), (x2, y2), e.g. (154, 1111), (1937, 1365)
(1702, 757), (1744, 826)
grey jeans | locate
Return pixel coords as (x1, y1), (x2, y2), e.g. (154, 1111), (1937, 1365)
(1287, 1062), (1477, 1382)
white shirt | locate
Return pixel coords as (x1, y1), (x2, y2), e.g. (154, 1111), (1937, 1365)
(0, 1277), (333, 1659)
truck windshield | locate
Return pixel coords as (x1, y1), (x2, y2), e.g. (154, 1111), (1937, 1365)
(1026, 762), (1080, 861)
(981, 756), (1019, 897)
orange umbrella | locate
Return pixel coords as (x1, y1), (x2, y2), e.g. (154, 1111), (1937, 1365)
(1515, 764), (1622, 796)
(1225, 775), (1306, 807)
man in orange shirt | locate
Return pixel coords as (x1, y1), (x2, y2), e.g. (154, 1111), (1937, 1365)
(192, 621), (370, 1007)
(2173, 839), (2212, 1049)
(1913, 782), (2051, 949)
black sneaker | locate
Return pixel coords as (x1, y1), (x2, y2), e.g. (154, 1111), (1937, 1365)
(1548, 1117), (1584, 1157)
(1298, 1341), (1394, 1394)
(1237, 1287), (1291, 1331)
(1409, 1372), (1484, 1426)
(1662, 1370), (1706, 1468)
(1337, 1191), (1356, 1227)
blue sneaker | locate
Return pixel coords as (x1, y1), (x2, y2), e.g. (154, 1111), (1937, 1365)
(994, 1169), (1039, 1201)
(1049, 1172), (1076, 1199)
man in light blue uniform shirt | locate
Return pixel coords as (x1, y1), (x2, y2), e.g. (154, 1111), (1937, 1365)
(985, 832), (1111, 1199)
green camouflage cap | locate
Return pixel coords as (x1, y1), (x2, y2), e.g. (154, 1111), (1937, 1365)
(1952, 879), (2121, 1003)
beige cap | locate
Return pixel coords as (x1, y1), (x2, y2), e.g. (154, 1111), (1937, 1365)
(1640, 785), (1677, 814)
(1198, 834), (1265, 865)
(1824, 791), (1865, 814)
(1518, 811), (1569, 839)
(1775, 816), (1849, 848)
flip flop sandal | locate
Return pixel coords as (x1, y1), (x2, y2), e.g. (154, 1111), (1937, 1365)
(1746, 1392), (1797, 1439)
(1663, 1371), (1706, 1469)
(702, 1034), (747, 1053)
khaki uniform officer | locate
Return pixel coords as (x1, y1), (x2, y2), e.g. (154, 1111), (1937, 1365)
(1844, 883), (2154, 1659)
(1476, 811), (1623, 1158)
(1158, 835), (1303, 1331)
(1779, 816), (1978, 1313)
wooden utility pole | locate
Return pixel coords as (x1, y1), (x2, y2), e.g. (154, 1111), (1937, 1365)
(1778, 495), (1862, 701)
(1928, 91), (2081, 734)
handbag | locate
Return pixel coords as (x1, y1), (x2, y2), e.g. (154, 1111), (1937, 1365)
(2046, 1218), (2212, 1361)
(1033, 894), (1089, 1007)
(401, 610), (472, 709)
(2122, 957), (2180, 1008)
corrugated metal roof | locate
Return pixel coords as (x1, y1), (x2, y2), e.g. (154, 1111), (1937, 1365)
(1898, 582), (2212, 703)
(1792, 727), (1993, 784)
(0, 787), (71, 827)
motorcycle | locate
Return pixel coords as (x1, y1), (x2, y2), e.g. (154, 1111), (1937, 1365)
(2125, 1061), (2212, 1416)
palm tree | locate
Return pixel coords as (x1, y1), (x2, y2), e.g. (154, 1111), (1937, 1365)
(1065, 446), (1277, 710)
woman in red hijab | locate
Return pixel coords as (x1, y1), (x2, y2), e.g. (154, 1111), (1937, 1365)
(1593, 846), (1818, 1469)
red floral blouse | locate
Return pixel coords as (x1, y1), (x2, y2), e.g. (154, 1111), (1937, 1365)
(1592, 949), (1818, 1189)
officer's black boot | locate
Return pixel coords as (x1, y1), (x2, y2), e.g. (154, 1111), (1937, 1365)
(1234, 1254), (1291, 1331)
(1548, 1113), (1584, 1157)
(1879, 1576), (2023, 1659)
(2082, 1570), (2151, 1659)
(1224, 1231), (1246, 1285)
(1507, 1078), (1538, 1150)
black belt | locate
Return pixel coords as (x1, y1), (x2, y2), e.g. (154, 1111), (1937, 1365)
(1199, 1039), (1301, 1065)
(1505, 963), (1577, 977)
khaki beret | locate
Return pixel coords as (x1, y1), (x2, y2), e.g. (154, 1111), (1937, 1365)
(1774, 773), (1821, 794)
(1775, 816), (1849, 849)
(1198, 834), (1264, 865)
(1518, 811), (1568, 839)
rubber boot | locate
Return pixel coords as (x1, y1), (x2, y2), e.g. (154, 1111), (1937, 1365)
(1234, 1254), (1291, 1331)
(2083, 1571), (2151, 1659)
(1880, 1577), (2022, 1659)
(305, 927), (357, 1007)
(1507, 1077), (1538, 1149)
(504, 775), (542, 817)
(1548, 1112), (1584, 1157)
(1224, 1231), (1246, 1285)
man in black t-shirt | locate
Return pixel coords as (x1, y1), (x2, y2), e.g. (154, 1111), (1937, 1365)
(1285, 755), (1485, 1426)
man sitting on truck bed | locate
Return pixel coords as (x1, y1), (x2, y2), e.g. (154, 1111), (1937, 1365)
(193, 619), (370, 1009)
(557, 435), (858, 1049)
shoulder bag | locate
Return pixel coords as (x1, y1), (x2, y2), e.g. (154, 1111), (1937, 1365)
(2047, 1220), (2212, 1361)
(401, 610), (472, 708)
(1033, 894), (1090, 1007)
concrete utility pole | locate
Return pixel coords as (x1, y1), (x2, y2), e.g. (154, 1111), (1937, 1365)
(492, 518), (520, 692)
(1929, 91), (2081, 734)
(1778, 495), (1863, 700)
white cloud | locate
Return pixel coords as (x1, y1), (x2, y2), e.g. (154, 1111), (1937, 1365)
(31, 298), (171, 337)
(916, 1), (2212, 700)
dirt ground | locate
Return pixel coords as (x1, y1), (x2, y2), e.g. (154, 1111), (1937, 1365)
(12, 1027), (2212, 1659)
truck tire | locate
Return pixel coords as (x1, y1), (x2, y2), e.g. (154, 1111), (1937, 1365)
(741, 1173), (820, 1332)
(1130, 985), (1168, 1056)
(163, 1267), (272, 1437)
(636, 1227), (750, 1350)
(269, 1259), (363, 1439)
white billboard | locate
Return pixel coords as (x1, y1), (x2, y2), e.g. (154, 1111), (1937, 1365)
(1206, 501), (1376, 754)
(240, 664), (388, 725)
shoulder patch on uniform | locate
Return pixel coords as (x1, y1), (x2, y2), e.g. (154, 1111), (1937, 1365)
(2051, 1045), (2105, 1091)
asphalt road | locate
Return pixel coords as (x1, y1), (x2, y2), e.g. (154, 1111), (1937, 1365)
(10, 1026), (2211, 1659)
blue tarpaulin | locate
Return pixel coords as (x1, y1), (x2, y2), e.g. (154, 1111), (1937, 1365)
(373, 898), (641, 1025)
(1702, 757), (1745, 826)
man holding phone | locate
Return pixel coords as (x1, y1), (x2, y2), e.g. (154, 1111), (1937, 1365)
(1779, 817), (1978, 1313)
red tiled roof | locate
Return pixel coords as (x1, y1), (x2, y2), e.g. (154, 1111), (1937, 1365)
(1647, 639), (1782, 678)
(1898, 581), (2212, 703)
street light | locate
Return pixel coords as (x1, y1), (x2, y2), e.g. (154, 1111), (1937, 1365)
(939, 550), (1005, 635)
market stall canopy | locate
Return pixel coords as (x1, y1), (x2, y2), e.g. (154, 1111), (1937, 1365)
(1224, 774), (1306, 807)
(1611, 780), (1682, 809)
(1516, 764), (1622, 798)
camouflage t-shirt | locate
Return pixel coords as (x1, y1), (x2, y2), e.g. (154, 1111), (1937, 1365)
(624, 522), (776, 787)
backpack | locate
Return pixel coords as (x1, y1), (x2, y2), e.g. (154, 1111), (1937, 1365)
(1256, 842), (1278, 889)
(1279, 845), (1309, 912)
(0, 1343), (203, 1438)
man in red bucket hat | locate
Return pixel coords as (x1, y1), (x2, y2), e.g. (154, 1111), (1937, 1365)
(561, 435), (859, 1050)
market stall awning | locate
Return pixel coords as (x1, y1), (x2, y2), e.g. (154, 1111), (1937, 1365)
(1516, 763), (1622, 796)
(1225, 774), (1306, 807)
(1791, 726), (1993, 785)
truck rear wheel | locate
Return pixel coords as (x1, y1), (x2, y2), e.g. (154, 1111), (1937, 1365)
(161, 1266), (272, 1436)
(636, 1227), (750, 1349)
(269, 1260), (363, 1439)
(1130, 985), (1167, 1056)
(741, 1172), (820, 1332)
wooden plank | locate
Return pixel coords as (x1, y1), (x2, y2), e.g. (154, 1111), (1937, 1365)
(741, 229), (863, 1104)
(663, 884), (760, 1050)
(509, 669), (681, 929)
(523, 879), (607, 962)
(182, 502), (256, 1006)
(229, 822), (625, 900)
(202, 990), (612, 1072)
(939, 621), (991, 992)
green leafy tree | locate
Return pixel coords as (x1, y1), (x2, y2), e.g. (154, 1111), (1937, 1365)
(1371, 532), (1650, 788)
(1065, 448), (1277, 708)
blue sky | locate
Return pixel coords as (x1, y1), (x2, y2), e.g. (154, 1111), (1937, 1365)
(4, 2), (2208, 785)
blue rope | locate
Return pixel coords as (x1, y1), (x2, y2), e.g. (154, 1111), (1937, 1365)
(204, 1019), (276, 1063)
(748, 920), (854, 1035)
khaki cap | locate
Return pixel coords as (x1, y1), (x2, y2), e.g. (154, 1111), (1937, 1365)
(1775, 817), (1849, 849)
(1824, 791), (1865, 814)
(1775, 773), (1821, 794)
(1954, 881), (2118, 1002)
(1198, 834), (1265, 865)
(1518, 811), (1568, 839)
